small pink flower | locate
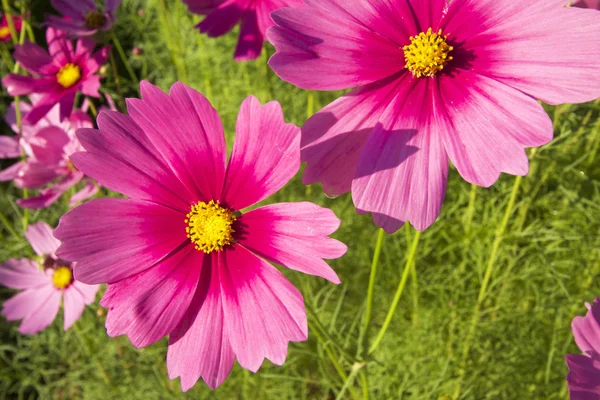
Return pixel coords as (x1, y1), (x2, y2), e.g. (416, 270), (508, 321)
(268, 0), (600, 233)
(182, 0), (303, 61)
(566, 298), (600, 399)
(2, 28), (110, 125)
(55, 81), (347, 390)
(0, 222), (99, 335)
(46, 0), (121, 37)
(0, 14), (22, 42)
(572, 0), (600, 9)
(0, 97), (99, 209)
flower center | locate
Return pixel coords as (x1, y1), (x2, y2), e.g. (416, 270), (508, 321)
(52, 266), (73, 289)
(0, 26), (11, 39)
(56, 63), (81, 88)
(185, 200), (237, 253)
(403, 28), (453, 78)
(85, 10), (107, 30)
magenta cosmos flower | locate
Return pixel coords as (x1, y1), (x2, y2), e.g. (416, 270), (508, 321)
(573, 0), (600, 9)
(566, 298), (600, 399)
(268, 0), (600, 233)
(54, 81), (347, 390)
(46, 0), (121, 36)
(182, 0), (303, 61)
(0, 14), (22, 42)
(2, 28), (109, 125)
(0, 222), (99, 335)
(0, 98), (99, 209)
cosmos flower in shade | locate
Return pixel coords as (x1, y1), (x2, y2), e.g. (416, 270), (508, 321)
(566, 298), (600, 399)
(0, 98), (99, 209)
(2, 27), (110, 125)
(46, 0), (121, 37)
(182, 0), (303, 61)
(572, 0), (600, 9)
(268, 0), (600, 233)
(54, 81), (347, 390)
(0, 14), (22, 42)
(0, 222), (99, 335)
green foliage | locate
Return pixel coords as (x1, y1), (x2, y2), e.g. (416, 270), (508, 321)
(0, 0), (599, 399)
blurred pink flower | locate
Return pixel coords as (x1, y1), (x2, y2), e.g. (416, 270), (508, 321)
(182, 0), (303, 61)
(2, 28), (110, 125)
(0, 14), (22, 42)
(46, 0), (121, 36)
(0, 98), (99, 209)
(268, 0), (600, 233)
(55, 81), (346, 390)
(572, 0), (600, 9)
(0, 222), (99, 335)
(566, 298), (600, 399)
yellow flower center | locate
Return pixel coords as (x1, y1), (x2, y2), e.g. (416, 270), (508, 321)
(0, 26), (11, 39)
(185, 200), (237, 254)
(85, 10), (107, 29)
(403, 28), (453, 78)
(52, 266), (73, 289)
(56, 63), (81, 88)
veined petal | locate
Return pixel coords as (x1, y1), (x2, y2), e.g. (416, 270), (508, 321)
(25, 222), (61, 257)
(572, 298), (600, 357)
(0, 259), (50, 290)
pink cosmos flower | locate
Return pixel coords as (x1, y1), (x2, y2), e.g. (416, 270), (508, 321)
(268, 0), (600, 233)
(46, 0), (121, 37)
(182, 0), (303, 61)
(0, 98), (99, 209)
(2, 27), (110, 125)
(0, 14), (22, 42)
(0, 222), (99, 335)
(566, 298), (600, 399)
(573, 0), (600, 9)
(54, 81), (347, 390)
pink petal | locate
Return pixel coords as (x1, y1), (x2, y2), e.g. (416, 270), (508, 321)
(573, 0), (600, 9)
(352, 75), (449, 233)
(63, 285), (86, 330)
(238, 202), (345, 283)
(301, 74), (405, 196)
(28, 126), (70, 165)
(23, 90), (65, 126)
(0, 162), (24, 182)
(182, 0), (225, 15)
(100, 246), (204, 348)
(439, 70), (553, 188)
(73, 110), (195, 212)
(69, 179), (98, 206)
(3, 285), (62, 335)
(167, 254), (235, 391)
(12, 42), (57, 76)
(222, 96), (300, 210)
(50, 0), (95, 20)
(234, 8), (263, 61)
(445, 0), (600, 105)
(46, 27), (74, 65)
(45, 15), (91, 36)
(0, 259), (50, 290)
(18, 170), (82, 209)
(14, 161), (64, 189)
(573, 298), (600, 357)
(566, 354), (600, 399)
(55, 198), (187, 284)
(219, 245), (307, 372)
(2, 75), (56, 96)
(127, 81), (227, 202)
(268, 1), (405, 90)
(80, 75), (101, 97)
(196, 0), (247, 37)
(0, 136), (20, 158)
(84, 45), (110, 76)
(25, 222), (61, 257)
(59, 91), (76, 122)
(71, 280), (99, 304)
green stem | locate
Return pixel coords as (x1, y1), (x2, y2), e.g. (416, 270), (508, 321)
(0, 209), (19, 239)
(111, 32), (140, 93)
(1, 0), (18, 45)
(336, 362), (366, 400)
(87, 98), (98, 118)
(368, 227), (421, 355)
(453, 174), (523, 398)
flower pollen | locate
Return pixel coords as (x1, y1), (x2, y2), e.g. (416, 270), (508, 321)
(403, 28), (453, 78)
(52, 266), (73, 289)
(0, 26), (10, 40)
(56, 63), (81, 88)
(186, 200), (237, 254)
(85, 10), (107, 30)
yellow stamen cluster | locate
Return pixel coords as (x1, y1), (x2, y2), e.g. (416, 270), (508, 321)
(52, 266), (73, 289)
(185, 200), (237, 253)
(0, 26), (11, 40)
(85, 10), (107, 30)
(56, 63), (82, 88)
(403, 28), (453, 78)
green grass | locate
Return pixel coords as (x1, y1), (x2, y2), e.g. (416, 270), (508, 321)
(1, 1), (600, 399)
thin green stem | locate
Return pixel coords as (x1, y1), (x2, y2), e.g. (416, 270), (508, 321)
(336, 362), (366, 400)
(0, 209), (19, 239)
(111, 32), (140, 93)
(358, 228), (385, 358)
(453, 174), (524, 398)
(369, 227), (422, 355)
(307, 91), (315, 120)
(87, 98), (98, 118)
(1, 0), (18, 45)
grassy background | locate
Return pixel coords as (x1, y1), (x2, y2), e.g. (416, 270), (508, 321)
(1, 0), (599, 398)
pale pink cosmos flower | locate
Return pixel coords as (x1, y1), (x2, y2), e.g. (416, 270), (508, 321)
(46, 0), (121, 37)
(268, 0), (600, 233)
(566, 298), (600, 399)
(55, 81), (347, 390)
(182, 0), (303, 61)
(2, 28), (110, 125)
(0, 222), (99, 335)
(0, 98), (99, 209)
(0, 14), (22, 42)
